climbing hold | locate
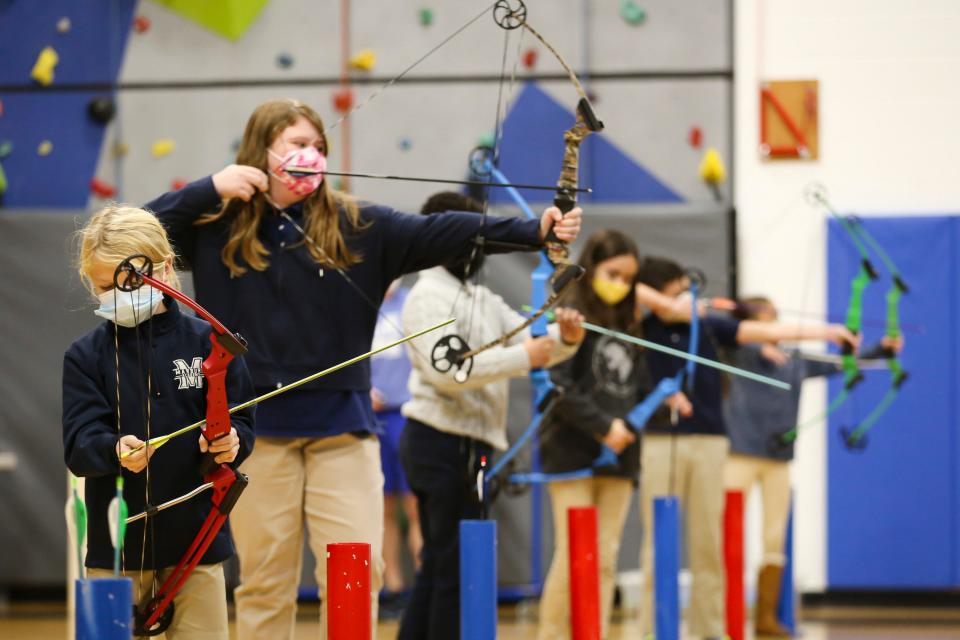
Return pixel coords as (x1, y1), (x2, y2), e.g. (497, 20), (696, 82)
(57, 17), (72, 34)
(170, 178), (188, 191)
(688, 126), (703, 148)
(231, 138), (242, 154)
(37, 140), (53, 156)
(586, 89), (599, 104)
(699, 147), (726, 184)
(133, 15), (151, 34)
(0, 99), (4, 117)
(276, 53), (295, 69)
(620, 0), (646, 26)
(522, 48), (537, 70)
(87, 96), (116, 124)
(112, 140), (129, 158)
(476, 131), (496, 149)
(90, 178), (117, 199)
(332, 88), (354, 114)
(0, 162), (7, 195)
(349, 49), (377, 71)
(31, 47), (59, 86)
(0, 140), (12, 159)
(151, 139), (175, 158)
(398, 137), (413, 151)
(419, 8), (434, 26)
(332, 178), (344, 191)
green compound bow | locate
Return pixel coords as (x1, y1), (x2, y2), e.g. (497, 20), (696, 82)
(835, 215), (908, 450)
(772, 184), (881, 452)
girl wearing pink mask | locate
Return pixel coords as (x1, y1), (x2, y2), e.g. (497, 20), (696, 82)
(144, 98), (582, 639)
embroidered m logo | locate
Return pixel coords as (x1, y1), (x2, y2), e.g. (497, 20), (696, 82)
(172, 357), (204, 390)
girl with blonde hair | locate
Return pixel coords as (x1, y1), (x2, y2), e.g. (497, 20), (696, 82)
(64, 204), (255, 639)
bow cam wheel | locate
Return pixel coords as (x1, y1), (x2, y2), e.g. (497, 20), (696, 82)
(115, 254), (154, 292)
(493, 0), (527, 30)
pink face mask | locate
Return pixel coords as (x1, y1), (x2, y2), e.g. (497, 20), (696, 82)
(269, 145), (327, 197)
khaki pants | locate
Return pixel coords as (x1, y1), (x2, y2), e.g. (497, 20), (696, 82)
(232, 434), (385, 640)
(538, 476), (633, 640)
(723, 453), (791, 566)
(640, 434), (729, 638)
(87, 563), (227, 640)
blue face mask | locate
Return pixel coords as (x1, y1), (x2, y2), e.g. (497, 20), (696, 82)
(94, 287), (162, 327)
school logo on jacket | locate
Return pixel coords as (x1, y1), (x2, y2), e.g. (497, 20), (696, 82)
(172, 357), (204, 389)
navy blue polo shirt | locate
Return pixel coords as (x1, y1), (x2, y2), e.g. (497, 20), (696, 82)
(145, 178), (542, 438)
(641, 313), (741, 436)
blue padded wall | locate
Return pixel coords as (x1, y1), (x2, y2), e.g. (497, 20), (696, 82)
(827, 215), (957, 588)
(0, 0), (135, 207)
(491, 83), (683, 206)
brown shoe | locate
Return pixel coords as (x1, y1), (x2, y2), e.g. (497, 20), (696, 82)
(755, 564), (790, 637)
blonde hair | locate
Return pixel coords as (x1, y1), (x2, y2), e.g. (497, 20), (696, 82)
(201, 98), (364, 277)
(78, 204), (181, 293)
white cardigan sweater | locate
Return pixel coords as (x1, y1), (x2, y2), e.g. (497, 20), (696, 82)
(401, 267), (578, 450)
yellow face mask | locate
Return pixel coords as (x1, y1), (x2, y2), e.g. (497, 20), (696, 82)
(592, 276), (631, 306)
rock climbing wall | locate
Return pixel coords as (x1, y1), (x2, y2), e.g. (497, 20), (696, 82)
(0, 0), (732, 589)
(0, 0), (731, 211)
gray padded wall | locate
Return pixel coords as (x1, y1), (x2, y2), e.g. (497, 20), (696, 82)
(0, 211), (98, 585)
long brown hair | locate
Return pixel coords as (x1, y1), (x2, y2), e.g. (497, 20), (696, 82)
(570, 229), (641, 333)
(201, 98), (363, 277)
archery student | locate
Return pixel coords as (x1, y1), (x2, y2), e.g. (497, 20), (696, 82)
(63, 205), (255, 639)
(721, 296), (900, 637)
(399, 191), (584, 640)
(142, 98), (582, 639)
(537, 230), (684, 639)
(636, 257), (858, 640)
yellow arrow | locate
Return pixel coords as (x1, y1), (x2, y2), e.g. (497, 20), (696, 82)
(121, 318), (454, 458)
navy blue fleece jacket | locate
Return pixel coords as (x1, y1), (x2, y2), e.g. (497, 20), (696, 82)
(144, 177), (541, 437)
(62, 300), (255, 570)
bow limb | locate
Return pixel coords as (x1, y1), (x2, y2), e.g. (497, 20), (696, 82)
(131, 465), (248, 636)
(113, 254), (251, 636)
(516, 17), (603, 264)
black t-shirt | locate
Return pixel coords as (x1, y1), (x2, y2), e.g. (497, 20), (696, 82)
(539, 331), (652, 481)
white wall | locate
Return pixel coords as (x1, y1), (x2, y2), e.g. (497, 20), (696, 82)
(734, 0), (960, 592)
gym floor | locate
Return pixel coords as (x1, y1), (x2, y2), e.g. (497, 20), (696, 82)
(2, 602), (958, 639)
